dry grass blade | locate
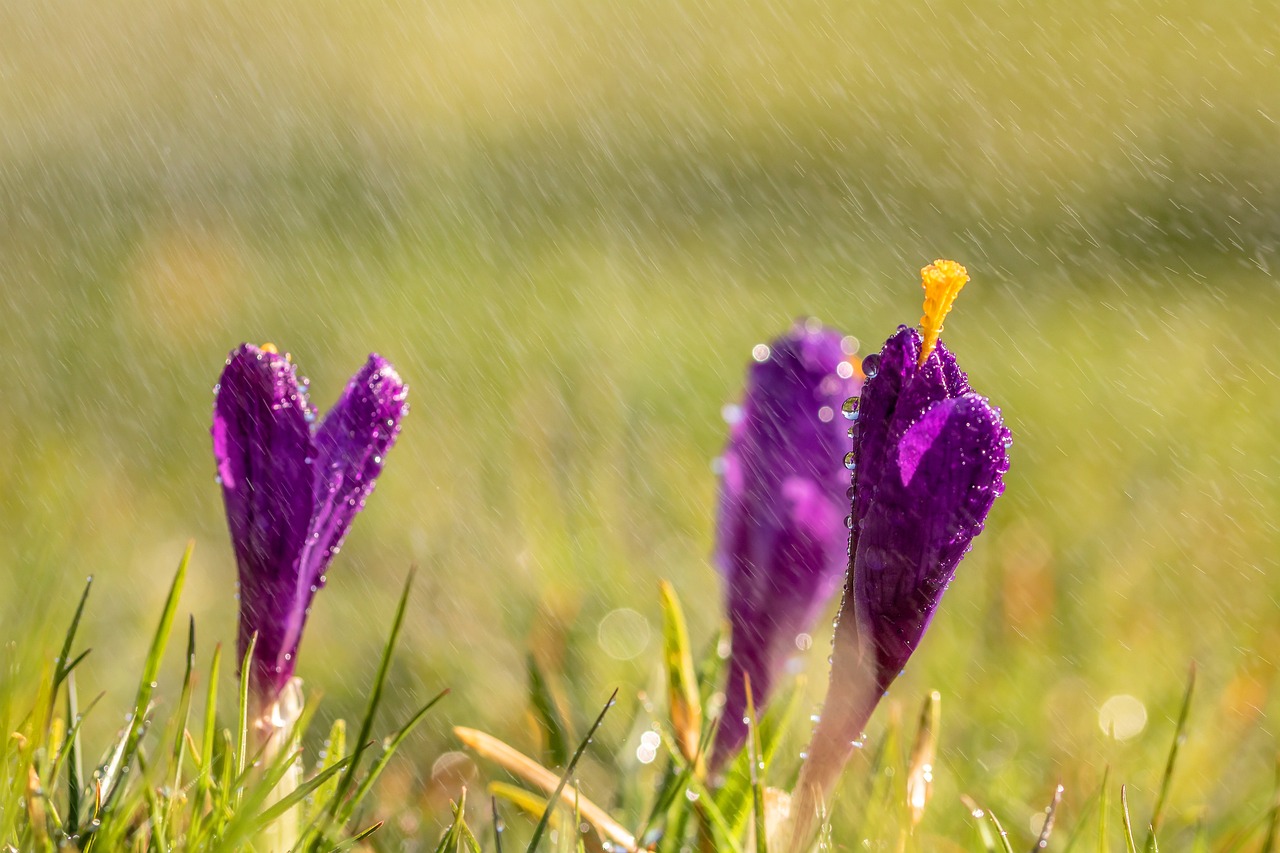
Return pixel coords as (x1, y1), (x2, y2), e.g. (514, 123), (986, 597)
(454, 726), (637, 850)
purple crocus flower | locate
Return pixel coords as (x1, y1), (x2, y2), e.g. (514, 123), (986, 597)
(711, 321), (861, 771)
(212, 343), (408, 710)
(789, 262), (1010, 846)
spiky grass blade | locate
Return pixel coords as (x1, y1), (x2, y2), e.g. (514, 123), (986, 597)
(164, 616), (197, 833)
(743, 675), (766, 853)
(525, 689), (619, 853)
(308, 569), (415, 849)
(94, 541), (191, 824)
(455, 789), (484, 853)
(987, 807), (1016, 853)
(336, 688), (450, 830)
(1144, 664), (1194, 852)
(216, 754), (356, 850)
(63, 672), (87, 835)
(187, 642), (223, 847)
(327, 820), (383, 852)
(234, 631), (257, 812)
(53, 576), (93, 695)
(1121, 785), (1139, 853)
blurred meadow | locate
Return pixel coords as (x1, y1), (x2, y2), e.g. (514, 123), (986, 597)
(3, 0), (1280, 846)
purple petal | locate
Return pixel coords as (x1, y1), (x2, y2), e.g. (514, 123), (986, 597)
(820, 325), (1008, 726)
(270, 354), (409, 662)
(853, 393), (1008, 687)
(712, 322), (861, 768)
(212, 344), (317, 699)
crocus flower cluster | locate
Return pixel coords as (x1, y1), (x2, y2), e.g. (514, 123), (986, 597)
(212, 343), (408, 715)
(711, 321), (861, 770)
(786, 261), (1010, 848)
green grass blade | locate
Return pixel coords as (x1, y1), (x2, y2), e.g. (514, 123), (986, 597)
(743, 675), (766, 853)
(338, 688), (449, 826)
(309, 569), (416, 849)
(64, 671), (85, 835)
(136, 748), (169, 851)
(51, 687), (104, 829)
(526, 688), (618, 853)
(167, 617), (197, 821)
(53, 576), (93, 692)
(638, 758), (692, 842)
(659, 580), (702, 768)
(96, 541), (191, 818)
(714, 680), (805, 839)
(455, 789), (483, 853)
(961, 795), (998, 852)
(327, 821), (384, 852)
(189, 642), (223, 845)
(528, 653), (572, 767)
(434, 792), (465, 853)
(1144, 663), (1195, 852)
(1121, 785), (1139, 853)
(308, 718), (347, 823)
(235, 630), (257, 811)
(1097, 766), (1112, 853)
(219, 754), (356, 848)
(654, 723), (743, 853)
(986, 807), (1016, 853)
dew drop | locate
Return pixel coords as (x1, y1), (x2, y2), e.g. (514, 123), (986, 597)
(841, 397), (860, 420)
(843, 452), (857, 470)
(861, 354), (880, 378)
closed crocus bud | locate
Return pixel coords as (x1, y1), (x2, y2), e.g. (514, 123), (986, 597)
(212, 344), (408, 722)
(712, 321), (861, 771)
(788, 262), (1010, 850)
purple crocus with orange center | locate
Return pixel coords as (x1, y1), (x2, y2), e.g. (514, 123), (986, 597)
(212, 343), (408, 715)
(788, 262), (1010, 848)
(711, 321), (861, 771)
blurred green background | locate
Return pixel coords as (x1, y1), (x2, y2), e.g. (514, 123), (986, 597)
(3, 0), (1280, 846)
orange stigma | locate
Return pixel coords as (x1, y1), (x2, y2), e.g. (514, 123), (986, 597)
(918, 259), (969, 365)
(260, 342), (279, 354)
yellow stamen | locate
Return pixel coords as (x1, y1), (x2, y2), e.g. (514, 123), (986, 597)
(260, 342), (279, 354)
(918, 259), (969, 365)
